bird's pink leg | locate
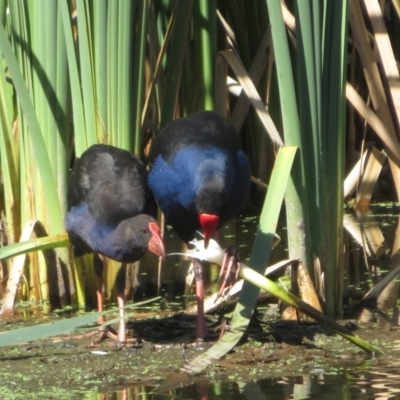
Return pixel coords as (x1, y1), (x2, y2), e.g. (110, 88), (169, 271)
(92, 256), (119, 343)
(115, 263), (127, 345)
(94, 257), (109, 342)
(94, 256), (108, 344)
(117, 294), (126, 344)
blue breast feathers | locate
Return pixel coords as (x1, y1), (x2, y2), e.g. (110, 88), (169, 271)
(65, 202), (113, 253)
(148, 146), (234, 215)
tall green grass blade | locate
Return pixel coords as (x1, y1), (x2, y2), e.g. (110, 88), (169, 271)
(116, 0), (133, 150)
(8, 0), (34, 232)
(107, 0), (118, 145)
(0, 0), (6, 25)
(291, 1), (348, 314)
(294, 1), (322, 258)
(267, 0), (299, 141)
(0, 23), (63, 235)
(31, 3), (47, 155)
(0, 53), (20, 242)
(55, 5), (70, 216)
(76, 0), (97, 147)
(30, 1), (72, 298)
(320, 1), (347, 314)
(93, 0), (108, 142)
(142, 5), (175, 126)
(197, 0), (216, 110)
(160, 0), (193, 127)
(60, 0), (87, 156)
(131, 0), (148, 154)
(266, 0), (312, 273)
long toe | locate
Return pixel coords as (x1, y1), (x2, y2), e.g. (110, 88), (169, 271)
(217, 245), (241, 299)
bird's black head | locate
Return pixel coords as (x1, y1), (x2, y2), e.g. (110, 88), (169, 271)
(109, 215), (165, 263)
(195, 185), (228, 217)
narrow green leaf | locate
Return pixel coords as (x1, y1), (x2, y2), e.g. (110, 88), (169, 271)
(55, 3), (70, 216)
(267, 0), (313, 280)
(107, 0), (119, 145)
(294, 0), (322, 255)
(197, 0), (216, 110)
(115, 0), (133, 149)
(239, 264), (382, 354)
(93, 0), (108, 139)
(0, 54), (20, 241)
(0, 297), (160, 347)
(0, 233), (70, 261)
(76, 0), (97, 147)
(131, 0), (148, 154)
(0, 314), (100, 347)
(160, 0), (193, 127)
(60, 0), (88, 155)
(0, 22), (63, 234)
(319, 1), (348, 314)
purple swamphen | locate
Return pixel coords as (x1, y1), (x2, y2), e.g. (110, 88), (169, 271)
(66, 144), (165, 344)
(148, 111), (251, 340)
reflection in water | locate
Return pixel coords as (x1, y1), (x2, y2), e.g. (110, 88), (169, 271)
(102, 367), (400, 399)
(344, 206), (400, 328)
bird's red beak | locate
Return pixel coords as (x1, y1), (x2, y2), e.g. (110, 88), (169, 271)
(199, 213), (220, 249)
(148, 221), (166, 260)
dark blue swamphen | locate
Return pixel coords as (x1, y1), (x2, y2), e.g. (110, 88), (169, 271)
(65, 144), (165, 344)
(148, 110), (251, 340)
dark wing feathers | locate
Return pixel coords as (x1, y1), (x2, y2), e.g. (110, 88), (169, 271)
(149, 111), (241, 163)
(67, 144), (154, 225)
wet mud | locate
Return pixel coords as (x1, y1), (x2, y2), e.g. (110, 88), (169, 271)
(0, 304), (395, 399)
